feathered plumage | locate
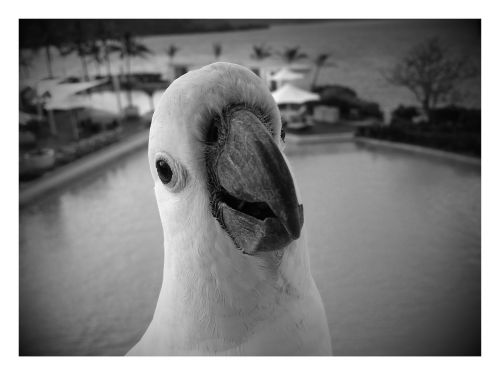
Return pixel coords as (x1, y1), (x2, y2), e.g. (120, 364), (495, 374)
(128, 62), (331, 355)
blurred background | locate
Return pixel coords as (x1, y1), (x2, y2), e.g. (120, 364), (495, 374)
(19, 19), (481, 355)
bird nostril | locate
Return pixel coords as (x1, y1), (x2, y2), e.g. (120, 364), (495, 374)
(280, 127), (286, 141)
(206, 119), (220, 144)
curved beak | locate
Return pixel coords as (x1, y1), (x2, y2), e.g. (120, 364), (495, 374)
(215, 108), (303, 254)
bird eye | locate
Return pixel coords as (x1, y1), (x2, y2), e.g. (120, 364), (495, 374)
(156, 159), (172, 184)
(155, 153), (188, 192)
(280, 127), (286, 142)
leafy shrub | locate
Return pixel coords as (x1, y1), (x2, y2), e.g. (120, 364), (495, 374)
(314, 84), (383, 120)
(356, 123), (480, 157)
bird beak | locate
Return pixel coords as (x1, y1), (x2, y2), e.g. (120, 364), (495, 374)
(215, 108), (303, 254)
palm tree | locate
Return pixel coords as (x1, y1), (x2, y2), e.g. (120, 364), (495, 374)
(117, 31), (153, 107)
(250, 43), (272, 61)
(102, 40), (122, 81)
(277, 46), (308, 65)
(311, 53), (334, 90)
(59, 42), (91, 81)
(165, 44), (180, 79)
(93, 21), (123, 118)
(166, 44), (179, 61)
(95, 21), (121, 80)
(32, 21), (62, 79)
(119, 31), (153, 79)
(59, 21), (92, 81)
(213, 43), (222, 61)
(89, 40), (104, 78)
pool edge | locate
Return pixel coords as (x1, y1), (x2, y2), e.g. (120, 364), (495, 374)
(355, 137), (481, 166)
(19, 130), (150, 207)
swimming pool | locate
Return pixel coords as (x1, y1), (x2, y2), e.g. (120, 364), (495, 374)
(19, 141), (481, 355)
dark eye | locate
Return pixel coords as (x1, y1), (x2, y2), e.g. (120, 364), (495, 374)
(156, 159), (173, 184)
(280, 127), (286, 142)
(154, 152), (189, 192)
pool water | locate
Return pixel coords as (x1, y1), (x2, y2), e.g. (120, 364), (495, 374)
(19, 142), (481, 355)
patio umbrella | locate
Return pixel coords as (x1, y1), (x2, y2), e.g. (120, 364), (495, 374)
(271, 83), (320, 105)
(271, 67), (304, 82)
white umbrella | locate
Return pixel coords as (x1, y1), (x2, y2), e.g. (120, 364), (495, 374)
(271, 67), (304, 82)
(271, 83), (320, 105)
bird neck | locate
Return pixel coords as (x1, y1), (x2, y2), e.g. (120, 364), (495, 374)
(148, 211), (311, 353)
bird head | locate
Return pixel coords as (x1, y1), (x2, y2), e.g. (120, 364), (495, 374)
(148, 62), (303, 257)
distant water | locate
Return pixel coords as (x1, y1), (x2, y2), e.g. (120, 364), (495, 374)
(19, 142), (480, 355)
(24, 20), (480, 115)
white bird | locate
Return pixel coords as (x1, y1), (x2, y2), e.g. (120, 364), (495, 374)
(127, 62), (331, 355)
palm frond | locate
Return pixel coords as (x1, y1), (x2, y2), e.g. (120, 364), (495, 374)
(250, 43), (272, 60)
(278, 46), (308, 64)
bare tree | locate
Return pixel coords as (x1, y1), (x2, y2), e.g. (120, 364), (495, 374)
(385, 37), (477, 121)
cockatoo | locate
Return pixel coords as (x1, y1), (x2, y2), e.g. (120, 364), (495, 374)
(128, 62), (331, 355)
